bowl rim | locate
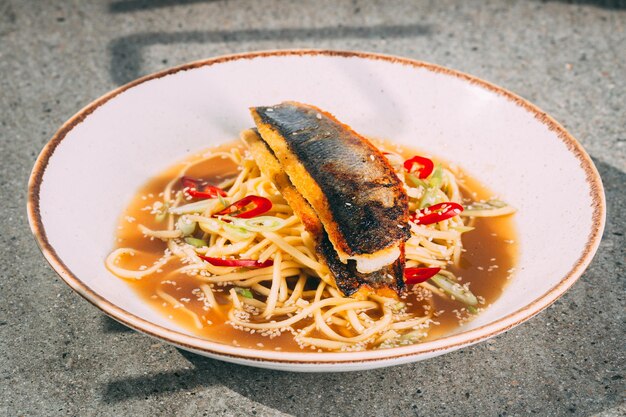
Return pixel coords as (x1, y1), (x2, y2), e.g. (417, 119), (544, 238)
(27, 49), (606, 366)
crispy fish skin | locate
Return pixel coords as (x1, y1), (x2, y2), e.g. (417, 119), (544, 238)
(250, 102), (410, 272)
(241, 129), (322, 237)
(241, 129), (405, 296)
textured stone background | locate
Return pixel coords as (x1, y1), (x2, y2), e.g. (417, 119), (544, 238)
(1, 0), (624, 416)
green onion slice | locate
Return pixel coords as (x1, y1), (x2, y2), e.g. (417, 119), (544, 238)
(462, 199), (516, 217)
(418, 165), (443, 208)
(221, 222), (254, 240)
(155, 202), (170, 222)
(234, 287), (254, 299)
(169, 200), (212, 215)
(430, 273), (478, 306)
(184, 237), (207, 248)
(231, 216), (287, 232)
(176, 216), (196, 236)
(406, 173), (428, 189)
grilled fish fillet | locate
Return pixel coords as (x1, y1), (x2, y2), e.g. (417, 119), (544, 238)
(250, 101), (410, 274)
(241, 129), (405, 296)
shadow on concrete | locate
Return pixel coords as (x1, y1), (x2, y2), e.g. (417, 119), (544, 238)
(536, 0), (626, 9)
(109, 0), (221, 13)
(101, 315), (134, 333)
(103, 360), (217, 401)
(108, 23), (432, 85)
(101, 156), (624, 415)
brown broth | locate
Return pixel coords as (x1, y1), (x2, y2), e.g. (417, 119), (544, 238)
(111, 141), (517, 351)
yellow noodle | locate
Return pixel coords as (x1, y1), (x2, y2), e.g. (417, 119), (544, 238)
(156, 288), (203, 329)
(373, 329), (401, 346)
(107, 143), (496, 352)
(241, 238), (273, 258)
(285, 273), (308, 306)
(138, 224), (182, 239)
(262, 232), (323, 271)
(105, 248), (171, 280)
(229, 287), (242, 310)
(262, 252), (283, 317)
(297, 337), (351, 350)
(199, 284), (222, 316)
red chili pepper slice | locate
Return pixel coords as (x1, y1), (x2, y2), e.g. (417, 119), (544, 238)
(410, 202), (464, 225)
(404, 155), (434, 179)
(198, 255), (274, 268)
(215, 195), (272, 219)
(181, 176), (227, 199)
(404, 267), (441, 285)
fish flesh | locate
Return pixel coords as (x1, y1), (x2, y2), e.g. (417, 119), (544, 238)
(250, 102), (410, 274)
(241, 129), (405, 296)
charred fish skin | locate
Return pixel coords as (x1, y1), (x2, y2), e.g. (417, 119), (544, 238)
(242, 128), (405, 296)
(251, 102), (410, 264)
(241, 129), (362, 293)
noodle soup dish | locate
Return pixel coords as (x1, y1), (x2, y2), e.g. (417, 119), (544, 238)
(29, 51), (604, 371)
(106, 102), (518, 353)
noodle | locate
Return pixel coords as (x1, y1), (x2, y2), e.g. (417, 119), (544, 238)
(106, 140), (516, 352)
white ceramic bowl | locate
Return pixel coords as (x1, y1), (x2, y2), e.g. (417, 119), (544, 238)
(28, 50), (605, 372)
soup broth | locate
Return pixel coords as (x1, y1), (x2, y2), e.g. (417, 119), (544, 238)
(111, 141), (517, 351)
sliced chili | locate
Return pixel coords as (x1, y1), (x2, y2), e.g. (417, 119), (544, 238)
(404, 267), (441, 285)
(215, 195), (272, 219)
(198, 255), (274, 268)
(410, 202), (464, 225)
(181, 176), (227, 199)
(404, 155), (434, 179)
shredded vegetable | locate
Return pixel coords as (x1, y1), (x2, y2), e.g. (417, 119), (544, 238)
(234, 287), (254, 299)
(233, 216), (286, 232)
(418, 164), (444, 208)
(430, 274), (478, 306)
(462, 199), (516, 217)
(184, 237), (207, 248)
(176, 216), (196, 236)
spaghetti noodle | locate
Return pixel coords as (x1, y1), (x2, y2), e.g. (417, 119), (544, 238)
(106, 140), (516, 352)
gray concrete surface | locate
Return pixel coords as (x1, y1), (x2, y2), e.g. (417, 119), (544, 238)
(1, 0), (624, 416)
